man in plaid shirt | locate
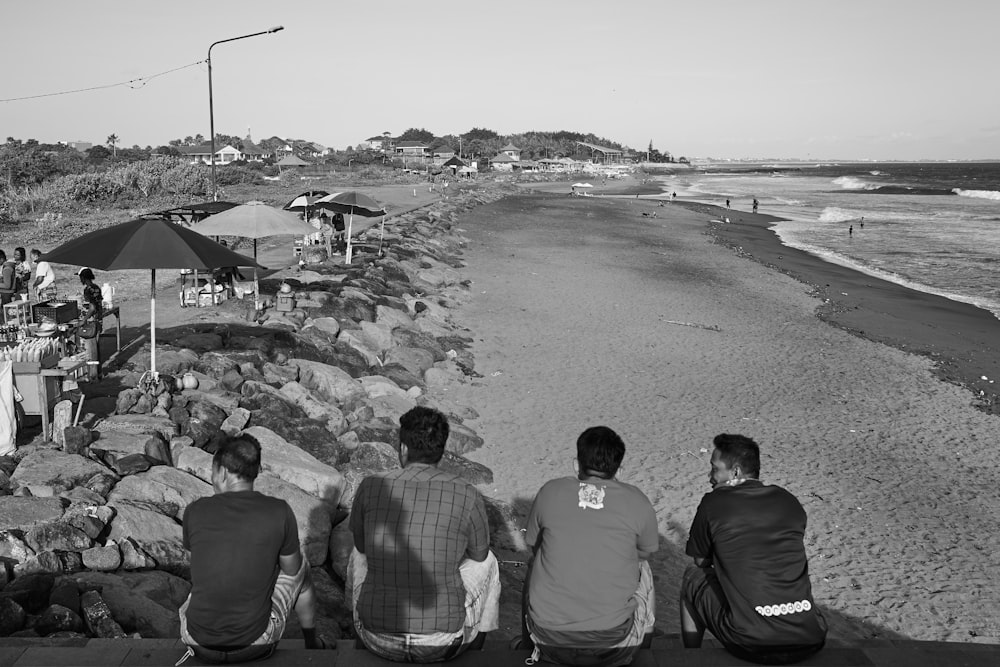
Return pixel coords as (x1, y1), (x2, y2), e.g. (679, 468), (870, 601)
(348, 406), (500, 662)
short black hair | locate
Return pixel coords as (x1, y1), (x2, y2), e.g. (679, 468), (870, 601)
(78, 268), (95, 282)
(577, 426), (625, 479)
(14, 247), (25, 259)
(399, 406), (449, 464)
(713, 433), (760, 478)
(213, 434), (262, 480)
(0, 250), (6, 261)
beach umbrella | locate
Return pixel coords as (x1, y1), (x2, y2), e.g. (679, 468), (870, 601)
(283, 190), (329, 213)
(313, 191), (386, 264)
(192, 200), (317, 258)
(40, 217), (263, 378)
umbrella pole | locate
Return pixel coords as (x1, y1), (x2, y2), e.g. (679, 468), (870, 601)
(378, 215), (385, 256)
(345, 211), (354, 264)
(150, 268), (157, 379)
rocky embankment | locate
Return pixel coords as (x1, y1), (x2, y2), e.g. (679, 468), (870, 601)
(0, 182), (523, 641)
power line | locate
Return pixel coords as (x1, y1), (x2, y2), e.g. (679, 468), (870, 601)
(0, 60), (205, 103)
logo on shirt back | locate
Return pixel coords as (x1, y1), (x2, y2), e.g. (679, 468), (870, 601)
(578, 483), (606, 509)
(755, 600), (812, 617)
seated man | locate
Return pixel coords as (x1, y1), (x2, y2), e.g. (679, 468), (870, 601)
(681, 434), (827, 664)
(348, 406), (500, 662)
(522, 426), (658, 666)
(179, 434), (328, 664)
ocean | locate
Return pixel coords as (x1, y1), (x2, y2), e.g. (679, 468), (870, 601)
(653, 162), (1000, 319)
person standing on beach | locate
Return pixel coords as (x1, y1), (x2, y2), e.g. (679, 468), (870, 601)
(681, 434), (827, 664)
(860, 217), (864, 229)
(752, 198), (759, 213)
(520, 426), (658, 665)
(726, 199), (731, 209)
(849, 225), (853, 236)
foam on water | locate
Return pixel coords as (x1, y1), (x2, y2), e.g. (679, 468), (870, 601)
(833, 176), (879, 190)
(817, 206), (862, 222)
(954, 188), (1000, 201)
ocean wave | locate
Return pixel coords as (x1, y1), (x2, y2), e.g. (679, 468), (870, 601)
(817, 207), (861, 222)
(833, 176), (878, 190)
(953, 188), (1000, 200)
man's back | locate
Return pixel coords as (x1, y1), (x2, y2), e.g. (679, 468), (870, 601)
(526, 476), (658, 632)
(350, 463), (489, 635)
(686, 481), (824, 648)
(183, 491), (298, 647)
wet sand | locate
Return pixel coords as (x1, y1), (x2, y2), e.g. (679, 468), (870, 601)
(446, 190), (1000, 643)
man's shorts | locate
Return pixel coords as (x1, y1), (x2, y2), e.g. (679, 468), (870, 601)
(178, 558), (309, 661)
(681, 565), (824, 665)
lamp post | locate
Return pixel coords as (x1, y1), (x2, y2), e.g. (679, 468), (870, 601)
(208, 26), (283, 200)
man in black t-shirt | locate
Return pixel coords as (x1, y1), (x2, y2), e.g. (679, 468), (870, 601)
(681, 434), (827, 664)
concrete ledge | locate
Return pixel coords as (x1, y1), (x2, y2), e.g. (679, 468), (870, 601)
(1, 638), (998, 666)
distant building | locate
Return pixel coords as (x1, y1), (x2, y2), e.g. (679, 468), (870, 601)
(433, 146), (456, 160)
(68, 141), (93, 153)
(395, 141), (430, 157)
(363, 135), (394, 152)
(499, 143), (521, 160)
(175, 144), (243, 165)
(576, 141), (624, 164)
(488, 153), (518, 172)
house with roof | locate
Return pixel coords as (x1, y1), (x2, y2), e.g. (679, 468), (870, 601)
(241, 134), (265, 162)
(394, 141), (430, 157)
(499, 143), (521, 160)
(292, 141), (329, 158)
(432, 146), (456, 160)
(576, 141), (624, 164)
(488, 152), (518, 172)
(363, 135), (394, 152)
(175, 144), (243, 165)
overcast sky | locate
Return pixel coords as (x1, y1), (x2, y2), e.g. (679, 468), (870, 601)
(3, 0), (998, 160)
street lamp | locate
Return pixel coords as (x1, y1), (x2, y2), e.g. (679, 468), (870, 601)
(208, 25), (284, 200)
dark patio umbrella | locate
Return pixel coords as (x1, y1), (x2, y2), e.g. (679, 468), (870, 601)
(41, 216), (263, 377)
(283, 190), (329, 213)
(313, 191), (386, 263)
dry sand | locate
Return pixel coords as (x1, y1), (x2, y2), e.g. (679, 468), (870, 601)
(444, 190), (1000, 644)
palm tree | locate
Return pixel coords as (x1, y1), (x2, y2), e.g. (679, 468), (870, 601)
(106, 134), (119, 159)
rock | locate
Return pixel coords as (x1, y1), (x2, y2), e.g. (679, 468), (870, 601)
(13, 550), (64, 576)
(350, 441), (399, 473)
(368, 394), (418, 423)
(35, 604), (85, 635)
(24, 521), (93, 554)
(261, 362), (299, 385)
(337, 330), (381, 367)
(0, 597), (26, 635)
(255, 475), (331, 566)
(310, 316), (341, 337)
(119, 538), (155, 570)
(173, 333), (224, 353)
(48, 578), (81, 614)
(0, 530), (35, 564)
(0, 497), (64, 532)
(446, 422), (485, 455)
(358, 321), (395, 354)
(0, 572), (54, 613)
(279, 382), (348, 435)
(10, 450), (108, 496)
(143, 434), (172, 466)
(70, 570), (190, 638)
(219, 369), (244, 392)
(375, 304), (415, 331)
(322, 343), (371, 378)
(113, 453), (156, 477)
(423, 365), (463, 388)
(80, 589), (128, 638)
(438, 451), (493, 486)
(179, 389), (240, 415)
(106, 467), (211, 520)
(175, 446), (213, 484)
(384, 347), (437, 377)
(82, 544), (122, 571)
(377, 364), (425, 392)
(85, 472), (119, 497)
(289, 359), (365, 405)
(328, 518), (355, 581)
(243, 427), (345, 509)
(317, 297), (376, 323)
(106, 501), (187, 571)
(359, 375), (408, 400)
(63, 505), (113, 540)
(130, 349), (199, 375)
(221, 407), (251, 436)
(60, 487), (107, 506)
(194, 352), (240, 380)
(62, 426), (93, 456)
(349, 419), (399, 447)
(95, 414), (178, 442)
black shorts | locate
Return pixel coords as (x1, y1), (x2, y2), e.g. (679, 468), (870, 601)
(681, 565), (824, 665)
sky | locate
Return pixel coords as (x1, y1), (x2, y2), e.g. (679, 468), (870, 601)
(2, 0), (999, 161)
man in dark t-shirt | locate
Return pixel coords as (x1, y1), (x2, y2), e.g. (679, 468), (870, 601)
(179, 434), (328, 663)
(682, 434), (827, 664)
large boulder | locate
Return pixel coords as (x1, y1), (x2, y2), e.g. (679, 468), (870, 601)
(95, 414), (178, 442)
(255, 475), (331, 566)
(368, 394), (418, 423)
(446, 422), (485, 455)
(24, 521), (93, 554)
(10, 450), (108, 496)
(375, 304), (415, 331)
(377, 364), (425, 392)
(194, 352), (241, 380)
(438, 451), (493, 486)
(358, 321), (395, 354)
(359, 375), (408, 400)
(0, 530), (36, 563)
(279, 382), (348, 435)
(337, 331), (381, 368)
(172, 334), (224, 353)
(129, 349), (199, 375)
(105, 501), (187, 571)
(69, 570), (190, 638)
(174, 447), (213, 483)
(289, 359), (365, 405)
(106, 467), (212, 520)
(384, 346), (437, 377)
(0, 497), (64, 533)
(242, 427), (344, 509)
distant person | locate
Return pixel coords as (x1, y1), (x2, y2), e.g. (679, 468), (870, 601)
(348, 406), (500, 662)
(672, 191), (678, 201)
(849, 225), (853, 236)
(752, 198), (759, 213)
(521, 426), (658, 666)
(726, 199), (731, 209)
(78, 268), (103, 378)
(13, 248), (30, 300)
(180, 434), (329, 663)
(681, 434), (827, 664)
(0, 250), (16, 305)
(30, 249), (56, 302)
(859, 217), (864, 229)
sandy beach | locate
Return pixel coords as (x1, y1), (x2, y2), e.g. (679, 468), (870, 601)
(443, 188), (1000, 644)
